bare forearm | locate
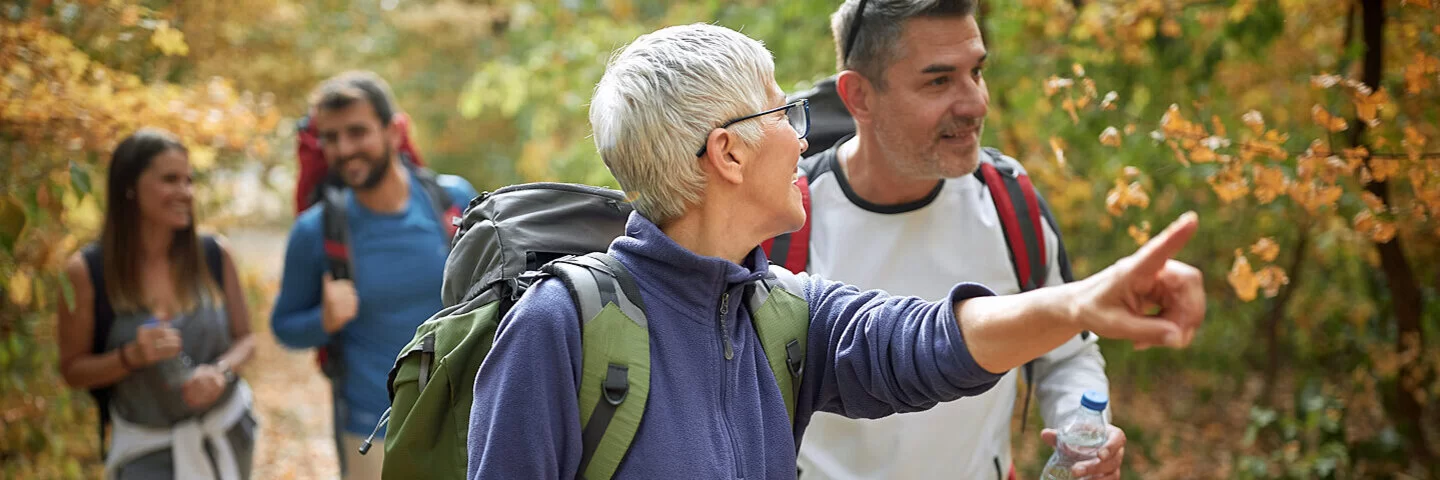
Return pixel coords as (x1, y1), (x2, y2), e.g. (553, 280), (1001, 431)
(955, 282), (1083, 373)
(215, 334), (255, 373)
(62, 345), (138, 390)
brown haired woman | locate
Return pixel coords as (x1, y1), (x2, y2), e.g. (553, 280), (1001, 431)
(57, 128), (257, 479)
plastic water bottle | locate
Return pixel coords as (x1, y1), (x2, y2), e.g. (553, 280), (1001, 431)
(1041, 390), (1109, 480)
(145, 316), (194, 389)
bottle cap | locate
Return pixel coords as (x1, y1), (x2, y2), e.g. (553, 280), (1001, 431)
(1081, 390), (1108, 412)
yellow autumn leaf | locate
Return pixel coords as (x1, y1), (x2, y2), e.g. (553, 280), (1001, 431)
(1072, 63), (1086, 77)
(1311, 105), (1348, 133)
(120, 5), (140, 26)
(1105, 179), (1150, 216)
(1208, 164), (1250, 203)
(1228, 250), (1259, 302)
(151, 21), (190, 57)
(1403, 126), (1426, 161)
(1161, 17), (1182, 37)
(1242, 110), (1265, 134)
(188, 145), (217, 170)
(1354, 210), (1398, 243)
(1050, 137), (1067, 167)
(1123, 166), (1141, 179)
(1100, 91), (1119, 110)
(1099, 127), (1122, 147)
(1353, 88), (1388, 126)
(1127, 221), (1151, 245)
(1257, 266), (1290, 298)
(9, 269), (33, 307)
(1252, 164), (1288, 204)
(1061, 97), (1079, 124)
(1249, 237), (1280, 262)
(1371, 158), (1400, 182)
(1189, 146), (1218, 163)
(1361, 191), (1387, 212)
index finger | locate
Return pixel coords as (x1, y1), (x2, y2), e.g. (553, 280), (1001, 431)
(1127, 211), (1199, 279)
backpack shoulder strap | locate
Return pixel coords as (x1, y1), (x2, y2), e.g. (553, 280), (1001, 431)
(201, 235), (225, 289)
(318, 185), (353, 281)
(762, 148), (833, 272)
(542, 253), (649, 480)
(746, 265), (810, 428)
(409, 161), (463, 242)
(973, 148), (1048, 292)
(79, 243), (115, 457)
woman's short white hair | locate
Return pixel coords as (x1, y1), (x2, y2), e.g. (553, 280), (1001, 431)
(590, 23), (775, 224)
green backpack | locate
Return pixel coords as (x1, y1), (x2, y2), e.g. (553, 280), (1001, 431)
(362, 182), (811, 480)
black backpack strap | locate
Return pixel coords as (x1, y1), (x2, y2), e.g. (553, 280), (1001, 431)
(80, 244), (113, 457)
(201, 235), (226, 289)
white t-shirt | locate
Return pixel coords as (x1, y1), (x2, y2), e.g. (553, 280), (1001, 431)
(795, 142), (1107, 480)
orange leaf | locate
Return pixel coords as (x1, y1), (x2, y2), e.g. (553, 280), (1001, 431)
(1250, 237), (1280, 262)
(1228, 250), (1259, 302)
(1353, 88), (1388, 126)
(1252, 164), (1288, 204)
(1208, 164), (1250, 203)
(1361, 191), (1387, 212)
(1371, 158), (1400, 182)
(1072, 63), (1086, 77)
(1311, 105), (1348, 132)
(1050, 137), (1067, 167)
(1127, 221), (1152, 245)
(1211, 115), (1227, 138)
(1353, 210), (1398, 243)
(1122, 166), (1142, 179)
(1257, 266), (1290, 298)
(1101, 91), (1119, 110)
(1242, 110), (1265, 134)
(1099, 127), (1122, 147)
(1403, 127), (1427, 161)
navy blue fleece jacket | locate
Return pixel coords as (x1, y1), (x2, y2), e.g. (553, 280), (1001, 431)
(466, 213), (1003, 479)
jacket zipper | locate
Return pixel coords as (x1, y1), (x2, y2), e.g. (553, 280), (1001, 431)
(718, 291), (744, 478)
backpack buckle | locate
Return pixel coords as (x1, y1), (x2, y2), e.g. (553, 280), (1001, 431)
(602, 364), (629, 406)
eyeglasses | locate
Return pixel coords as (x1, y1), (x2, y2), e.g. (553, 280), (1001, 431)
(842, 0), (871, 67)
(695, 99), (811, 157)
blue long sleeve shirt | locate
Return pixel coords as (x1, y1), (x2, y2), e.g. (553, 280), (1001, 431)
(271, 172), (477, 436)
(466, 212), (1003, 479)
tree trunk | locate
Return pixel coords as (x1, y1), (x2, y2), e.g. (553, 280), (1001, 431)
(1259, 232), (1308, 407)
(1351, 0), (1433, 464)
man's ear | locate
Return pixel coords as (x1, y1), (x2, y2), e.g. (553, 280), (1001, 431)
(700, 128), (746, 186)
(836, 70), (874, 125)
(384, 115), (404, 152)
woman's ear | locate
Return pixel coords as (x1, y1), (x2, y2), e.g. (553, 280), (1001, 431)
(836, 70), (873, 125)
(700, 128), (746, 186)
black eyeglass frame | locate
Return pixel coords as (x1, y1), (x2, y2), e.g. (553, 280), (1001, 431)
(694, 99), (811, 157)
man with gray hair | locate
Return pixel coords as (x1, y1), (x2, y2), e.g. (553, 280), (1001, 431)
(787, 1), (1126, 479)
(466, 22), (1198, 479)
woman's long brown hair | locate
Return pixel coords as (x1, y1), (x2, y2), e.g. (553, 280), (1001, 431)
(100, 128), (221, 314)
